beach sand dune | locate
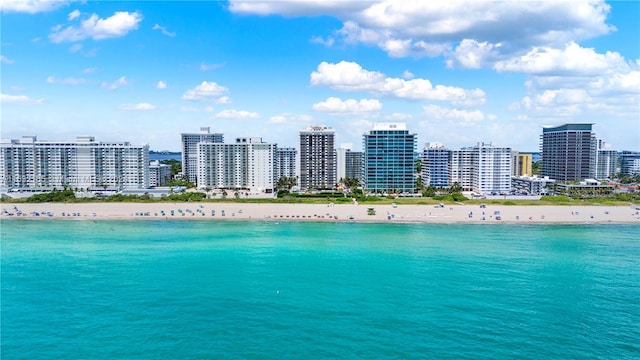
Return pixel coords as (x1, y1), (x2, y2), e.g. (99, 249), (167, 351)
(2, 202), (640, 224)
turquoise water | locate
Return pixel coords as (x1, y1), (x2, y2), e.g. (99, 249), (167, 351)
(2, 220), (639, 359)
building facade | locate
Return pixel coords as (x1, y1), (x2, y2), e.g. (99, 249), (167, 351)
(363, 123), (417, 193)
(345, 151), (364, 186)
(596, 142), (618, 180)
(620, 151), (640, 175)
(540, 123), (596, 182)
(299, 125), (336, 190)
(511, 151), (533, 177)
(181, 127), (223, 183)
(197, 137), (276, 194)
(511, 175), (555, 195)
(276, 147), (297, 181)
(450, 142), (512, 194)
(422, 142), (451, 188)
(149, 160), (172, 187)
(0, 135), (149, 191)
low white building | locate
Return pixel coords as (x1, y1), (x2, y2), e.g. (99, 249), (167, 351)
(511, 175), (555, 195)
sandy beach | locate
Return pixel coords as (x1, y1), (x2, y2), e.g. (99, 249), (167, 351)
(2, 202), (640, 224)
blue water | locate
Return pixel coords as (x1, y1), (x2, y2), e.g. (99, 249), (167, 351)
(2, 221), (639, 359)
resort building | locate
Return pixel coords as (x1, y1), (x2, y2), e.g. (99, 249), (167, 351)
(511, 175), (555, 195)
(596, 140), (618, 180)
(620, 151), (640, 175)
(0, 135), (149, 191)
(149, 160), (172, 187)
(276, 147), (297, 181)
(540, 123), (597, 182)
(422, 142), (451, 188)
(196, 137), (276, 195)
(363, 123), (417, 193)
(181, 127), (223, 183)
(299, 125), (336, 191)
(451, 142), (512, 194)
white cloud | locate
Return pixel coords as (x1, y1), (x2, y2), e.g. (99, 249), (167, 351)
(82, 67), (96, 74)
(0, 55), (15, 64)
(312, 97), (382, 114)
(118, 103), (156, 111)
(49, 11), (142, 43)
(156, 80), (167, 89)
(46, 76), (86, 85)
(0, 0), (73, 13)
(229, 0), (614, 65)
(68, 9), (80, 21)
(402, 70), (414, 80)
(215, 96), (232, 104)
(311, 61), (485, 106)
(152, 24), (176, 37)
(494, 42), (629, 76)
(215, 109), (260, 119)
(423, 104), (484, 125)
(1, 93), (43, 104)
(310, 36), (334, 47)
(102, 76), (128, 91)
(448, 39), (497, 69)
(182, 81), (229, 102)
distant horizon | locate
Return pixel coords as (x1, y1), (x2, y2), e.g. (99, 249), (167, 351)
(2, 1), (638, 152)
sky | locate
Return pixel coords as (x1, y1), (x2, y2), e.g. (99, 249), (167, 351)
(1, 0), (639, 152)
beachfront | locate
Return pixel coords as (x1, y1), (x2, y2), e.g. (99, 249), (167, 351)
(2, 202), (640, 224)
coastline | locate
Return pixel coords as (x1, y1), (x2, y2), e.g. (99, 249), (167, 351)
(2, 202), (640, 224)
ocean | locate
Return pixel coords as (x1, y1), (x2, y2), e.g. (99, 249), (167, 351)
(2, 220), (639, 359)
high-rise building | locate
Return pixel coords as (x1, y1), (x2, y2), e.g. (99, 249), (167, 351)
(276, 147), (297, 181)
(345, 151), (364, 185)
(596, 140), (618, 180)
(0, 135), (149, 191)
(450, 142), (512, 194)
(620, 151), (640, 175)
(422, 142), (451, 188)
(149, 160), (172, 187)
(363, 123), (417, 193)
(299, 125), (336, 190)
(181, 127), (223, 183)
(336, 147), (349, 182)
(540, 123), (596, 182)
(197, 137), (276, 194)
(511, 151), (533, 177)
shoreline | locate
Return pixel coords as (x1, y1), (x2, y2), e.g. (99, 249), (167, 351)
(2, 202), (640, 224)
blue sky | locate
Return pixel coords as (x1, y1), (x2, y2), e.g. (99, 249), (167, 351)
(1, 0), (639, 152)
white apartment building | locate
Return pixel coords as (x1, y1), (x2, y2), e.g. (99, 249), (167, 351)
(451, 142), (512, 194)
(181, 127), (224, 183)
(197, 137), (276, 194)
(276, 147), (297, 180)
(149, 160), (172, 187)
(0, 135), (149, 191)
(596, 140), (618, 180)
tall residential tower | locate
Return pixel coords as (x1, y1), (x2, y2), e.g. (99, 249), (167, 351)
(363, 123), (417, 193)
(181, 127), (223, 183)
(540, 123), (596, 181)
(299, 125), (336, 190)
